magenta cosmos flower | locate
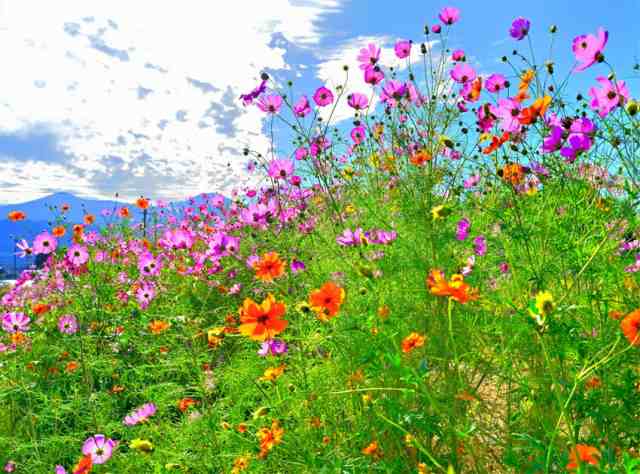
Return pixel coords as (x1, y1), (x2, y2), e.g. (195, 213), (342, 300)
(124, 402), (157, 426)
(394, 39), (412, 59)
(33, 231), (57, 255)
(258, 339), (288, 357)
(456, 218), (471, 241)
(364, 66), (384, 85)
(313, 86), (334, 107)
(588, 76), (629, 117)
(509, 17), (530, 40)
(473, 235), (487, 256)
(450, 63), (476, 84)
(351, 126), (366, 144)
(485, 73), (508, 93)
(268, 158), (294, 180)
(58, 314), (78, 334)
(293, 95), (312, 117)
(357, 43), (380, 70)
(451, 49), (465, 61)
(431, 24), (442, 34)
(82, 434), (116, 464)
(336, 228), (368, 247)
(494, 98), (522, 132)
(380, 80), (407, 107)
(347, 92), (368, 110)
(438, 6), (460, 25)
(2, 312), (30, 333)
(256, 94), (283, 114)
(67, 244), (89, 267)
(572, 27), (608, 72)
(239, 79), (267, 106)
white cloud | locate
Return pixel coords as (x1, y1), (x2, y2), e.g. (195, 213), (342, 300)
(0, 0), (343, 203)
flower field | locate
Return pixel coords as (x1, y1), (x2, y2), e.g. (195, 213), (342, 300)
(3, 7), (640, 473)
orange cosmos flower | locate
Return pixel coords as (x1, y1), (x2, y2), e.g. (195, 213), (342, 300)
(83, 214), (96, 225)
(621, 309), (640, 346)
(178, 397), (198, 413)
(309, 281), (346, 321)
(52, 226), (66, 237)
(519, 95), (551, 125)
(500, 163), (526, 186)
(72, 455), (93, 474)
(254, 252), (286, 282)
(482, 132), (509, 155)
(65, 361), (79, 373)
(464, 76), (482, 102)
(238, 294), (288, 341)
(118, 207), (131, 218)
(401, 332), (426, 353)
(149, 320), (171, 335)
(257, 420), (284, 459)
(362, 440), (381, 459)
(231, 456), (250, 473)
(136, 197), (150, 210)
(73, 224), (84, 235)
(32, 303), (50, 315)
(7, 210), (26, 221)
(259, 364), (286, 382)
(566, 444), (600, 470)
(409, 149), (432, 166)
(426, 270), (478, 304)
(61, 203), (70, 213)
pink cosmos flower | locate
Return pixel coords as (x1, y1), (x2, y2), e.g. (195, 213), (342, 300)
(494, 98), (522, 132)
(15, 239), (33, 258)
(485, 74), (507, 93)
(476, 104), (496, 132)
(33, 232), (57, 255)
(337, 228), (368, 246)
(588, 77), (629, 117)
(138, 253), (161, 277)
(3, 462), (15, 473)
(239, 79), (267, 106)
(509, 17), (530, 41)
(451, 49), (465, 61)
(294, 146), (309, 160)
(290, 259), (305, 273)
(136, 284), (156, 310)
(293, 95), (312, 117)
(439, 6), (460, 25)
(55, 466), (66, 474)
(450, 63), (476, 84)
(456, 218), (470, 241)
(82, 434), (116, 464)
(2, 312), (30, 333)
(464, 174), (480, 189)
(258, 339), (288, 356)
(351, 126), (366, 144)
(348, 92), (369, 110)
(256, 94), (283, 114)
(58, 314), (78, 334)
(431, 24), (442, 34)
(357, 43), (380, 70)
(67, 244), (89, 267)
(313, 86), (334, 107)
(394, 40), (412, 59)
(572, 28), (608, 72)
(268, 159), (295, 180)
(364, 66), (384, 85)
(474, 235), (487, 256)
(380, 80), (407, 107)
(124, 402), (157, 426)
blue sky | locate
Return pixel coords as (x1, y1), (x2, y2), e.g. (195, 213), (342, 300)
(0, 0), (637, 204)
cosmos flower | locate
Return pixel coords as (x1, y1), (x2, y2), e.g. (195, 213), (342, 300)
(357, 43), (380, 70)
(15, 239), (33, 258)
(33, 232), (57, 255)
(542, 126), (564, 153)
(451, 49), (465, 61)
(485, 74), (507, 93)
(456, 218), (471, 241)
(309, 281), (346, 320)
(588, 76), (629, 117)
(473, 235), (487, 256)
(58, 314), (78, 334)
(364, 66), (384, 85)
(509, 17), (530, 40)
(293, 95), (312, 117)
(347, 92), (369, 110)
(438, 6), (460, 25)
(82, 434), (116, 465)
(239, 294), (288, 341)
(572, 28), (608, 72)
(67, 245), (89, 267)
(124, 403), (157, 426)
(2, 312), (30, 333)
(566, 444), (600, 470)
(621, 309), (640, 346)
(257, 339), (288, 356)
(253, 252), (286, 282)
(380, 80), (407, 106)
(7, 211), (26, 222)
(494, 98), (522, 132)
(463, 174), (480, 189)
(313, 86), (334, 107)
(256, 94), (283, 114)
(290, 259), (306, 273)
(240, 79), (267, 106)
(394, 39), (412, 59)
(401, 332), (426, 353)
(267, 159), (295, 180)
(450, 63), (476, 84)
(426, 270), (478, 304)
(257, 420), (284, 459)
(351, 126), (366, 144)
(336, 228), (368, 247)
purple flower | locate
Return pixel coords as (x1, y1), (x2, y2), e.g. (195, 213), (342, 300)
(2, 312), (30, 333)
(258, 339), (288, 357)
(529, 161), (549, 177)
(473, 235), (487, 256)
(290, 259), (306, 273)
(58, 314), (78, 334)
(256, 94), (283, 114)
(456, 218), (471, 241)
(572, 28), (608, 72)
(509, 17), (530, 40)
(82, 434), (116, 464)
(542, 126), (564, 153)
(268, 159), (295, 180)
(33, 232), (57, 255)
(293, 95), (312, 117)
(240, 79), (267, 106)
(67, 244), (89, 267)
(394, 39), (412, 59)
(370, 229), (397, 245)
(438, 6), (460, 25)
(124, 402), (157, 426)
(313, 86), (334, 107)
(450, 63), (476, 84)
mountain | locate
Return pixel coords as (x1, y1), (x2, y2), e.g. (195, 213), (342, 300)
(0, 192), (121, 223)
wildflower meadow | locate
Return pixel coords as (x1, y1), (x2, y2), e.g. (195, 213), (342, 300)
(3, 6), (640, 473)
